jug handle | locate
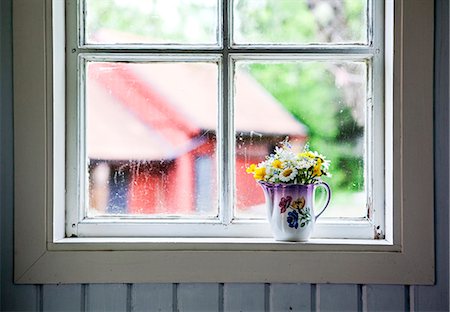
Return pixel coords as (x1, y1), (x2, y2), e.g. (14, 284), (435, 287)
(315, 182), (331, 221)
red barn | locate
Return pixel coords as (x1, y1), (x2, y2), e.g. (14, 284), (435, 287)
(87, 30), (307, 217)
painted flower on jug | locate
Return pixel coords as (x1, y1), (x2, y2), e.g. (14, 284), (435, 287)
(287, 210), (299, 229)
(279, 196), (292, 213)
(280, 195), (312, 229)
(246, 138), (331, 185)
(291, 197), (305, 210)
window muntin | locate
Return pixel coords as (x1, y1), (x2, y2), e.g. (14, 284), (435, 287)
(66, 0), (383, 239)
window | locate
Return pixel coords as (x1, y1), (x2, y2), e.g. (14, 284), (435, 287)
(65, 0), (384, 239)
(13, 0), (434, 284)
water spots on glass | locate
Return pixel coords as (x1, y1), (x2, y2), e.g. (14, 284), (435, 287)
(86, 62), (218, 218)
(234, 60), (367, 219)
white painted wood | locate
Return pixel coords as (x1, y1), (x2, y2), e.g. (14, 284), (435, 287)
(414, 0), (450, 310)
(43, 284), (82, 311)
(11, 249), (434, 284)
(270, 284), (311, 312)
(0, 1), (39, 310)
(86, 284), (127, 312)
(12, 0), (49, 282)
(75, 219), (375, 239)
(177, 283), (220, 312)
(364, 285), (406, 312)
(132, 284), (173, 312)
(51, 0), (65, 243)
(318, 284), (360, 312)
(224, 284), (265, 312)
(49, 237), (395, 252)
(13, 0), (435, 285)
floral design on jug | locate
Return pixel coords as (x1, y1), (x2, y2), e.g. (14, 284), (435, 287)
(280, 195), (312, 229)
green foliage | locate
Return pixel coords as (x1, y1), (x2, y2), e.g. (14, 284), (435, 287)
(248, 62), (339, 139)
(86, 1), (160, 37)
(344, 0), (367, 42)
(235, 0), (317, 43)
(247, 61), (365, 193)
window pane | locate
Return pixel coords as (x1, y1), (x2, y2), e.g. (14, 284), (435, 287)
(233, 0), (367, 45)
(85, 61), (218, 218)
(84, 0), (219, 45)
(235, 61), (367, 219)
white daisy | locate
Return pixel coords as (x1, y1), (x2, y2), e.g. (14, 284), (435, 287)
(279, 167), (298, 182)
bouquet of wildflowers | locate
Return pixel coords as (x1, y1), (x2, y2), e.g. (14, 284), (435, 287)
(246, 139), (331, 185)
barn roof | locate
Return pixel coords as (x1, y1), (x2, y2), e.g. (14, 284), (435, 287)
(87, 30), (307, 161)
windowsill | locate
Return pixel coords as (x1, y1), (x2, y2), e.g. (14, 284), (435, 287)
(50, 237), (398, 251)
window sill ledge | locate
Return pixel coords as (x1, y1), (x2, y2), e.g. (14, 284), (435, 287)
(49, 237), (399, 252)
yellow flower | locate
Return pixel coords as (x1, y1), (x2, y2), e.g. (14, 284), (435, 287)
(313, 158), (323, 176)
(246, 164), (257, 174)
(272, 159), (283, 169)
(253, 167), (266, 180)
(299, 151), (315, 159)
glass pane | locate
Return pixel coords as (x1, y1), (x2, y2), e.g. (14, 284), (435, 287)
(235, 61), (367, 219)
(84, 0), (219, 45)
(86, 61), (218, 218)
(233, 0), (367, 45)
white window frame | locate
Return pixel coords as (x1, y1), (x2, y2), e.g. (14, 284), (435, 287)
(65, 0), (384, 240)
(13, 0), (434, 284)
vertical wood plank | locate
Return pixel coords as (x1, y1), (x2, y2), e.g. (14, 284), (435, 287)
(42, 284), (82, 312)
(364, 285), (406, 312)
(270, 284), (311, 312)
(87, 284), (127, 312)
(317, 284), (360, 312)
(177, 283), (220, 312)
(132, 283), (173, 312)
(1, 284), (39, 312)
(224, 283), (265, 312)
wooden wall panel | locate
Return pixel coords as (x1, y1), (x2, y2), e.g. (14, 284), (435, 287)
(223, 284), (266, 312)
(270, 283), (312, 311)
(177, 283), (220, 312)
(132, 283), (173, 312)
(42, 284), (82, 312)
(364, 285), (407, 312)
(317, 284), (361, 312)
(1, 284), (39, 312)
(86, 284), (127, 312)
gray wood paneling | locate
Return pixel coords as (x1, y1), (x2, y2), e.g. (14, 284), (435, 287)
(86, 284), (128, 312)
(1, 284), (39, 312)
(42, 284), (82, 312)
(177, 283), (220, 312)
(317, 284), (360, 312)
(365, 285), (406, 312)
(270, 284), (311, 312)
(132, 283), (173, 312)
(224, 283), (266, 312)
